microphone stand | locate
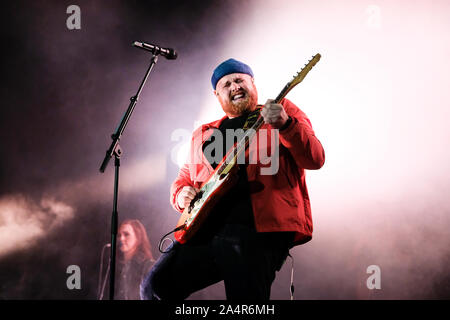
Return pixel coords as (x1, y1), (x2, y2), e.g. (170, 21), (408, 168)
(99, 54), (159, 300)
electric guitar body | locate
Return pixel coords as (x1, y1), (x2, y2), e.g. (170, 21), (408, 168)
(174, 159), (239, 244)
(174, 54), (321, 244)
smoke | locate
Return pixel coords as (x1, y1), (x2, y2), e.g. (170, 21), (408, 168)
(0, 194), (74, 258)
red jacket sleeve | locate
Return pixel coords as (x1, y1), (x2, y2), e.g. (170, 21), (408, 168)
(279, 98), (325, 170)
(170, 126), (203, 213)
(170, 162), (193, 213)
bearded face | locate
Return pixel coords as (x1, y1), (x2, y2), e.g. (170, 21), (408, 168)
(214, 73), (258, 117)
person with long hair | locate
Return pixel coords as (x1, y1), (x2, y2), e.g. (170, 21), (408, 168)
(115, 219), (155, 300)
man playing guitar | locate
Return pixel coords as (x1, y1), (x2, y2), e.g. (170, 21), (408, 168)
(141, 58), (325, 300)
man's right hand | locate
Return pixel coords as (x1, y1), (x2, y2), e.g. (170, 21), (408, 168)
(177, 186), (200, 210)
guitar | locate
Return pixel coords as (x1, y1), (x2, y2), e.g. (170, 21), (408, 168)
(174, 54), (321, 244)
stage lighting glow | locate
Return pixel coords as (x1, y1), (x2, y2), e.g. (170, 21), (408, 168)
(0, 195), (74, 257)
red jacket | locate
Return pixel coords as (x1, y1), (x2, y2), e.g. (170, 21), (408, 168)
(170, 98), (325, 246)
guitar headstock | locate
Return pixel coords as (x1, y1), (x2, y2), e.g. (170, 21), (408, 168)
(290, 53), (321, 87)
(274, 53), (321, 103)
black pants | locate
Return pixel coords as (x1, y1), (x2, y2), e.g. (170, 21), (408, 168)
(140, 224), (293, 300)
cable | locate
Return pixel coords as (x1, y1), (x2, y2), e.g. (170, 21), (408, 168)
(289, 253), (295, 300)
(99, 262), (110, 300)
(158, 225), (184, 254)
(96, 243), (111, 299)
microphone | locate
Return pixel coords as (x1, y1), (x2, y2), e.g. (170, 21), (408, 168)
(133, 41), (178, 60)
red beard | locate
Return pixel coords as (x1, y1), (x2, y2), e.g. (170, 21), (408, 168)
(221, 87), (258, 116)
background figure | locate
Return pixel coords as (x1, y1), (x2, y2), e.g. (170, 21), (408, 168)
(113, 219), (155, 300)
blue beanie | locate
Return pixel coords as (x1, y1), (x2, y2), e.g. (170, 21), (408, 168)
(211, 58), (254, 90)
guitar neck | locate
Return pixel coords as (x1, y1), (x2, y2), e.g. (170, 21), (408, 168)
(274, 83), (291, 104)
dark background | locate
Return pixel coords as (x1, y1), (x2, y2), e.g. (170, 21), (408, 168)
(0, 0), (238, 299)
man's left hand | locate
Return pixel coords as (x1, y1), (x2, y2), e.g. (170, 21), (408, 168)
(261, 99), (289, 129)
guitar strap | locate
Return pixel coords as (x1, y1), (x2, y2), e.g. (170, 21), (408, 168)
(242, 105), (262, 131)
